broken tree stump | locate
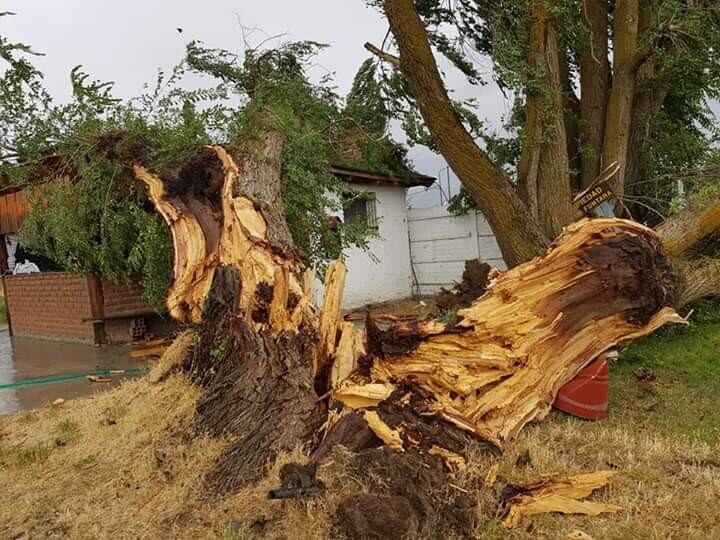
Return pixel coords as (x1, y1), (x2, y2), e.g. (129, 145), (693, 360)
(331, 218), (684, 448)
(136, 134), (683, 493)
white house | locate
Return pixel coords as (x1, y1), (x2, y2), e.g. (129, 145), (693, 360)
(330, 166), (506, 309)
(329, 165), (434, 308)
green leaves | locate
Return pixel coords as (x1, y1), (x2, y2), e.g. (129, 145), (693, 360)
(4, 33), (414, 307)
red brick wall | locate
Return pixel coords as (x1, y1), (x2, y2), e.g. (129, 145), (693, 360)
(3, 272), (95, 342)
(102, 279), (151, 316)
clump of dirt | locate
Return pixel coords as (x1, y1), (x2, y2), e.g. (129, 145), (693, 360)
(327, 447), (476, 538)
(437, 259), (492, 312)
(365, 314), (426, 358)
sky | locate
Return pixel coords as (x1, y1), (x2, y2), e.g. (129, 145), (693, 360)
(1, 0), (512, 207)
(4, 2), (715, 208)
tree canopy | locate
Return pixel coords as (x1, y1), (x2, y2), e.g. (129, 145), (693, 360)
(0, 17), (416, 308)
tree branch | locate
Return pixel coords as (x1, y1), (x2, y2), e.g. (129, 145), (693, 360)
(657, 198), (720, 257)
(379, 0), (548, 266)
(364, 42), (400, 68)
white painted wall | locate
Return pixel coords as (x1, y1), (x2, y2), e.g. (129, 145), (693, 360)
(338, 183), (414, 308)
(407, 206), (506, 295)
(316, 187), (506, 309)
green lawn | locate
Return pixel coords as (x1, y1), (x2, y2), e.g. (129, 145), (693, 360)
(550, 299), (720, 444)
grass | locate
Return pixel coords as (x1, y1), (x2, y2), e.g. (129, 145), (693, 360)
(0, 294), (6, 325)
(0, 303), (718, 538)
(609, 314), (720, 443)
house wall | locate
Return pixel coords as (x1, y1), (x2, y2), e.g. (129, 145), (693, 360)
(407, 206), (506, 295)
(3, 272), (95, 342)
(334, 183), (415, 308)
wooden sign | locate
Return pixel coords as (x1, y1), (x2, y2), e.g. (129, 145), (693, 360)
(573, 181), (616, 218)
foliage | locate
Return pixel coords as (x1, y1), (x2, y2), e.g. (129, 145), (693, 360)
(2, 23), (420, 304)
(368, 0), (720, 224)
(184, 40), (410, 266)
(1, 45), (230, 309)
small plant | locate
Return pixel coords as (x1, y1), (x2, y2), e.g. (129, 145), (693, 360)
(13, 444), (52, 467)
(54, 419), (81, 446)
(210, 337), (228, 362)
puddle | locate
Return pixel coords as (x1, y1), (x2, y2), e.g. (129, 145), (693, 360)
(0, 325), (149, 415)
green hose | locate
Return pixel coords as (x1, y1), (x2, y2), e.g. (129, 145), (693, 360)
(0, 367), (149, 390)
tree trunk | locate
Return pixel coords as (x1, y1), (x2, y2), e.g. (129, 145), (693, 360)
(624, 73), (670, 206)
(332, 218), (683, 448)
(135, 143), (323, 493)
(601, 0), (640, 197)
(135, 139), (687, 499)
(378, 0), (549, 267)
(657, 199), (720, 305)
(579, 0), (610, 188)
(560, 51), (582, 192)
(675, 257), (720, 307)
(517, 1), (575, 238)
(656, 201), (720, 257)
(623, 1), (669, 209)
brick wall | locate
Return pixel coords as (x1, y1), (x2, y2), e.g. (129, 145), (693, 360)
(102, 279), (151, 316)
(101, 279), (155, 343)
(3, 273), (174, 344)
(3, 272), (95, 342)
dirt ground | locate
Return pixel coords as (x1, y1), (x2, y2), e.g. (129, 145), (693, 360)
(1, 306), (719, 539)
(0, 363), (718, 538)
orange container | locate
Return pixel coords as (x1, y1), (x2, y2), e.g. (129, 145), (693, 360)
(553, 358), (609, 420)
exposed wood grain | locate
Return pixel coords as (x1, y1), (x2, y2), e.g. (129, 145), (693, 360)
(502, 471), (622, 528)
(335, 219), (684, 448)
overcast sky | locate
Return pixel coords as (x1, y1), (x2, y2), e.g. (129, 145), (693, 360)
(5, 2), (715, 208)
(2, 0), (514, 207)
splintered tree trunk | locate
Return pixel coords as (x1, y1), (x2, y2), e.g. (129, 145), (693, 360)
(135, 143), (323, 493)
(333, 219), (683, 449)
(136, 141), (684, 492)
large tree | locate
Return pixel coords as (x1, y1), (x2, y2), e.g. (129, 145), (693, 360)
(366, 0), (720, 305)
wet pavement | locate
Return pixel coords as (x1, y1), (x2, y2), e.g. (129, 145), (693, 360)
(0, 325), (148, 415)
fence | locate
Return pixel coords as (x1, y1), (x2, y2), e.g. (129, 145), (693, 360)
(407, 206), (506, 295)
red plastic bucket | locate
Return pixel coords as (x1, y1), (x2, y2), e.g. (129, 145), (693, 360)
(553, 358), (609, 420)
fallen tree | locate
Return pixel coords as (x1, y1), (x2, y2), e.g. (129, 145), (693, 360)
(369, 0), (720, 306)
(135, 139), (686, 502)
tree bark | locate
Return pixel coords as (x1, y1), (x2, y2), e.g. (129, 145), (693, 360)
(601, 0), (640, 197)
(579, 0), (610, 188)
(517, 1), (575, 238)
(136, 144), (323, 493)
(379, 0), (549, 267)
(623, 1), (669, 207)
(656, 201), (720, 257)
(675, 257), (720, 307)
(624, 74), (670, 204)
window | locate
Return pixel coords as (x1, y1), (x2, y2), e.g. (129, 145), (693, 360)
(343, 192), (378, 230)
